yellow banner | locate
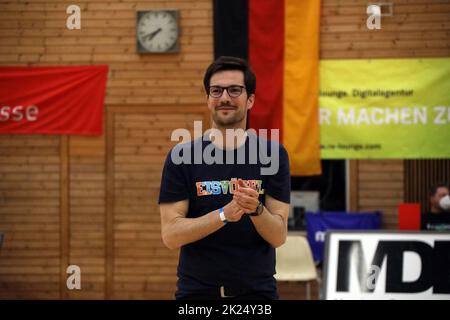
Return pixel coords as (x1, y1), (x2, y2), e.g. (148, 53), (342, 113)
(320, 58), (450, 158)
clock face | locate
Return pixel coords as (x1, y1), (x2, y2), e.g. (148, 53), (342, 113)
(137, 11), (179, 53)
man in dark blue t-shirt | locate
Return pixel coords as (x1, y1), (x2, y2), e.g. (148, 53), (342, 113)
(158, 56), (291, 300)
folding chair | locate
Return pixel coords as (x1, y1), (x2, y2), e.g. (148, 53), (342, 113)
(275, 234), (319, 299)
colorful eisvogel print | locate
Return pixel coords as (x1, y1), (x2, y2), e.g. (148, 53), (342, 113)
(196, 178), (264, 196)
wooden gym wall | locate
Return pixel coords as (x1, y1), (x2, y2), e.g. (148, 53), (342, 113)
(0, 0), (449, 299)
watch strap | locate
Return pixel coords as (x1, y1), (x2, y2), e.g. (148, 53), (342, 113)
(250, 201), (263, 216)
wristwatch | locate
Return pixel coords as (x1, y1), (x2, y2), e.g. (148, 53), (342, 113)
(250, 201), (264, 216)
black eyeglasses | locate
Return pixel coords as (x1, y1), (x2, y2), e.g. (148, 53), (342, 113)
(208, 85), (246, 98)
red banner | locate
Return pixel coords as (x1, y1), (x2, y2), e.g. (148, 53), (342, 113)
(0, 65), (108, 135)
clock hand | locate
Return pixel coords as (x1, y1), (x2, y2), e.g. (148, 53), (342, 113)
(145, 28), (162, 41)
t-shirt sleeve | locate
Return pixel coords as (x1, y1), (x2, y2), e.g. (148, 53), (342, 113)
(265, 143), (291, 204)
(158, 150), (190, 204)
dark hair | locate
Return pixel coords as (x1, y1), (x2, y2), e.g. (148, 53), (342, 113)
(203, 56), (256, 96)
(429, 182), (449, 196)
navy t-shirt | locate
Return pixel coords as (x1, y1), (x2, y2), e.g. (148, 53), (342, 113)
(158, 132), (291, 298)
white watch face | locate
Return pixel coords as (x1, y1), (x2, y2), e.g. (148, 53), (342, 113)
(137, 11), (179, 53)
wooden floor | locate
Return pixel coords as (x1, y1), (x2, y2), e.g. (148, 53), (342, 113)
(278, 281), (321, 300)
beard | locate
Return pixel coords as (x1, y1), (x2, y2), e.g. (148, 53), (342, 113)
(212, 105), (246, 127)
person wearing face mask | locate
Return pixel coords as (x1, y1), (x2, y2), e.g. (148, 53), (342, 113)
(421, 182), (450, 231)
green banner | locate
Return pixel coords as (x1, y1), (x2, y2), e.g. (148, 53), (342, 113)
(319, 58), (450, 159)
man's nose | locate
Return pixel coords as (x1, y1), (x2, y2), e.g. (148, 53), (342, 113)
(219, 89), (232, 102)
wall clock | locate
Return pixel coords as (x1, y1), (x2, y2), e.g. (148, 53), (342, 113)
(136, 10), (180, 53)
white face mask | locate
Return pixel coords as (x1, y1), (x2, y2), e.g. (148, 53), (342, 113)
(439, 195), (450, 211)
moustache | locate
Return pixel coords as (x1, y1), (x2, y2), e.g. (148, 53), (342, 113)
(216, 104), (237, 110)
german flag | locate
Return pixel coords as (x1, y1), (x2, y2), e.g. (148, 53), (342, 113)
(213, 0), (321, 176)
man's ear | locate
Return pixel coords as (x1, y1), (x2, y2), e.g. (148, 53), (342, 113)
(206, 95), (213, 111)
(247, 94), (255, 110)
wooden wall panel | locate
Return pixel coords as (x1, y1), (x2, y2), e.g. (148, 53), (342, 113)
(350, 160), (405, 229)
(320, 0), (450, 59)
(0, 136), (61, 299)
(67, 136), (106, 299)
(110, 109), (208, 299)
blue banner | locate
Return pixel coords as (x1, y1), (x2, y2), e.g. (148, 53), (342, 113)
(305, 211), (382, 263)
